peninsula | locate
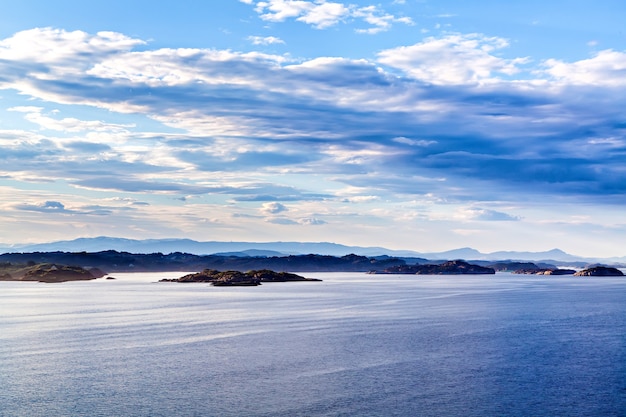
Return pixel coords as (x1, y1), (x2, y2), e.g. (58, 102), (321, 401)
(0, 262), (105, 283)
(0, 250), (623, 283)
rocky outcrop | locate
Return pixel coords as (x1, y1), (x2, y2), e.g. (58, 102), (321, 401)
(247, 269), (321, 282)
(160, 269), (321, 286)
(538, 269), (576, 275)
(514, 268), (576, 275)
(573, 266), (624, 276)
(489, 262), (544, 272)
(372, 260), (495, 275)
(88, 267), (107, 278)
(0, 251), (406, 273)
(6, 263), (98, 283)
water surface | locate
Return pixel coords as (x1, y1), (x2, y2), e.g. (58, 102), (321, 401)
(1, 272), (625, 416)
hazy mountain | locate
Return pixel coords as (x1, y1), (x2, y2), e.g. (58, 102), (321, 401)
(1, 236), (622, 263)
(212, 249), (288, 258)
(486, 248), (583, 262)
(418, 247), (484, 260)
(0, 237), (403, 257)
(419, 247), (590, 262)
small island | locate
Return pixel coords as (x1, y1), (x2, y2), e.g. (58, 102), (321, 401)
(0, 262), (105, 283)
(514, 268), (576, 275)
(573, 266), (624, 276)
(1, 250), (623, 283)
(370, 260), (496, 275)
(159, 269), (322, 286)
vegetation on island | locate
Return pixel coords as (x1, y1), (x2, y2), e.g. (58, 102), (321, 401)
(573, 266), (623, 276)
(0, 250), (623, 283)
(0, 262), (105, 283)
(371, 260), (496, 275)
(0, 251), (406, 273)
(159, 269), (322, 286)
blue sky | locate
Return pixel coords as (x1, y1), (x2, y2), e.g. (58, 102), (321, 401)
(1, 0), (625, 256)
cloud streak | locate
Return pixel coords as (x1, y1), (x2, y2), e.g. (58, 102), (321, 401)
(246, 0), (413, 32)
(0, 26), (625, 254)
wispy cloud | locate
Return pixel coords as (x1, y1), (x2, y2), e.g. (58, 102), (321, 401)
(0, 27), (625, 252)
(247, 35), (285, 45)
(8, 106), (133, 133)
(13, 200), (116, 216)
(245, 0), (412, 33)
(353, 5), (414, 34)
(459, 207), (521, 221)
(1, 28), (624, 203)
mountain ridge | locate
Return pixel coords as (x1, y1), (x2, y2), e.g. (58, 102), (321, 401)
(0, 236), (622, 263)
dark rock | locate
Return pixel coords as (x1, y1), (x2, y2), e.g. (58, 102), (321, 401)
(573, 266), (624, 276)
(0, 251), (406, 273)
(514, 268), (576, 275)
(21, 264), (96, 283)
(248, 269), (322, 282)
(372, 260), (495, 275)
(88, 268), (107, 278)
(542, 269), (576, 275)
(490, 262), (543, 272)
(160, 269), (321, 286)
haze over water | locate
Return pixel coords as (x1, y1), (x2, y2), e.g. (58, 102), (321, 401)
(2, 272), (625, 416)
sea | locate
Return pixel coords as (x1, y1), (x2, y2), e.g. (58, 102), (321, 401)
(1, 272), (625, 417)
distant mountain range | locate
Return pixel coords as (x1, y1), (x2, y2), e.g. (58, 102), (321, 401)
(0, 236), (623, 264)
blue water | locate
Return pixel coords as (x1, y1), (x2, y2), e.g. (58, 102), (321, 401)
(1, 272), (625, 416)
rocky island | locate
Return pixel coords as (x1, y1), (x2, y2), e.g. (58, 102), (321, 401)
(0, 262), (105, 283)
(0, 251), (406, 273)
(160, 269), (322, 286)
(513, 268), (576, 275)
(1, 250), (623, 282)
(573, 266), (624, 276)
(371, 260), (496, 275)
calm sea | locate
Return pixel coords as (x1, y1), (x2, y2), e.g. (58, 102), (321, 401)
(1, 272), (625, 416)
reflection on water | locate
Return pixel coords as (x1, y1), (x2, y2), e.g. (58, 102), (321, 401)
(1, 272), (625, 416)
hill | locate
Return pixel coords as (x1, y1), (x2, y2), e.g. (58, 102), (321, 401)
(1, 237), (623, 264)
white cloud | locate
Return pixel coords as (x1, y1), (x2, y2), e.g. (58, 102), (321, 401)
(297, 1), (350, 29)
(248, 35), (285, 45)
(12, 200), (114, 215)
(1, 26), (625, 243)
(342, 195), (380, 203)
(7, 106), (44, 113)
(354, 5), (414, 34)
(542, 49), (626, 86)
(0, 27), (143, 75)
(392, 137), (437, 147)
(459, 207), (521, 221)
(254, 0), (322, 24)
(378, 33), (529, 84)
(260, 202), (288, 214)
(247, 0), (411, 33)
(85, 47), (289, 90)
(8, 107), (133, 133)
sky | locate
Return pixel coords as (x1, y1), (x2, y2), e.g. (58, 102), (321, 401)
(0, 0), (625, 257)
